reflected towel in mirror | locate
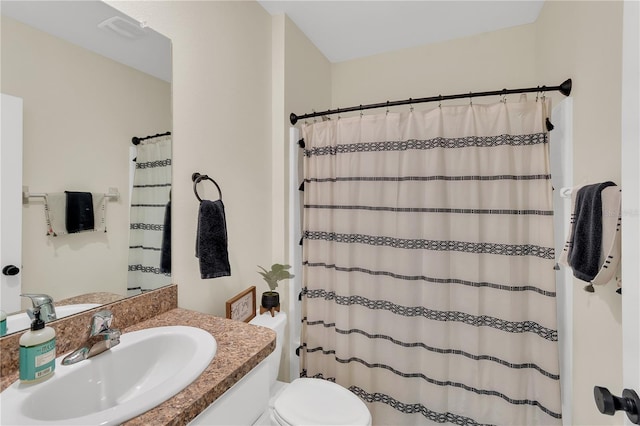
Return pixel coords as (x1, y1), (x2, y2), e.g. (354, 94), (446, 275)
(65, 191), (94, 233)
(160, 200), (171, 274)
(44, 192), (107, 236)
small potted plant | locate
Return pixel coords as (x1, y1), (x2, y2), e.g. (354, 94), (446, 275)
(258, 263), (294, 316)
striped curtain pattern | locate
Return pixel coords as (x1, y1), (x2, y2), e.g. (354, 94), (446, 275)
(300, 100), (562, 425)
(127, 136), (172, 292)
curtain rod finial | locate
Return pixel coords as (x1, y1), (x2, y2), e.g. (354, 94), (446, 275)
(290, 113), (299, 125)
(560, 79), (572, 96)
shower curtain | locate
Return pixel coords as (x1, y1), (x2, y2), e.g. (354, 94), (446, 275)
(300, 100), (562, 425)
(127, 136), (172, 293)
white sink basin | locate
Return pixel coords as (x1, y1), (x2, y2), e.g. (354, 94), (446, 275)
(5, 303), (102, 334)
(1, 325), (217, 425)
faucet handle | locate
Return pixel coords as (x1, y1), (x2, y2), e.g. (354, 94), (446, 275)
(90, 310), (114, 336)
(20, 293), (54, 307)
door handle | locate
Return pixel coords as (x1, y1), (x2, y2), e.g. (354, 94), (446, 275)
(594, 386), (640, 424)
(2, 265), (20, 276)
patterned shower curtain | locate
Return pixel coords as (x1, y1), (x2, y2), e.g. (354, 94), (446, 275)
(300, 100), (562, 425)
(127, 135), (172, 293)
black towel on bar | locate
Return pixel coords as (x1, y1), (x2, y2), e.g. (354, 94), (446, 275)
(195, 199), (231, 279)
(65, 191), (94, 233)
(160, 200), (171, 274)
(568, 181), (617, 282)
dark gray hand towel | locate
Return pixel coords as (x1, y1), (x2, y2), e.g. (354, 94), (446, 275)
(65, 191), (94, 233)
(160, 200), (171, 274)
(195, 199), (231, 279)
(568, 181), (617, 282)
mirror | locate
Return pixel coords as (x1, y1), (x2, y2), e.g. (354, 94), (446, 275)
(0, 0), (172, 334)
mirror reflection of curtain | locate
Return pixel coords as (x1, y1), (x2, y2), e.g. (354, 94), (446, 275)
(127, 136), (172, 294)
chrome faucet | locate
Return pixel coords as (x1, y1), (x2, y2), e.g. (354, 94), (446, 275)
(21, 293), (57, 323)
(62, 310), (121, 365)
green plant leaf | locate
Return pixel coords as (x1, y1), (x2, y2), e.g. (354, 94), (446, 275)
(257, 263), (294, 291)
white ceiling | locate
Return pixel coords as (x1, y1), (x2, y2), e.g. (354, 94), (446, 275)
(0, 0), (172, 82)
(258, 1), (545, 63)
(1, 1), (545, 80)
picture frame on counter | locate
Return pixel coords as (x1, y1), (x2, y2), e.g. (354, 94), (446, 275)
(225, 286), (256, 323)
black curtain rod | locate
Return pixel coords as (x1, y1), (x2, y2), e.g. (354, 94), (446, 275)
(290, 79), (572, 125)
(132, 131), (172, 145)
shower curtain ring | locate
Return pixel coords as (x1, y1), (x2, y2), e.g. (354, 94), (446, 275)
(438, 95), (443, 108)
(360, 105), (363, 118)
(409, 98), (414, 112)
(386, 101), (390, 115)
(501, 89), (507, 103)
(469, 93), (473, 106)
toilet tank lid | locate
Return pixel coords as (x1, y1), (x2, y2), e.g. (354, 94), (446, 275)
(249, 311), (287, 328)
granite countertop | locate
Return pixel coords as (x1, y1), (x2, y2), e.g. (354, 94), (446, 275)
(57, 292), (126, 306)
(1, 308), (276, 425)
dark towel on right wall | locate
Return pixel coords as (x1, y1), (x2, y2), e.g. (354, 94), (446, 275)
(195, 199), (231, 279)
(567, 181), (617, 282)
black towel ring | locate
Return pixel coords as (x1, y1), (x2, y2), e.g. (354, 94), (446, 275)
(192, 172), (222, 202)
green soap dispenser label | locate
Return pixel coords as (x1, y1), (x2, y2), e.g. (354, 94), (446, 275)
(19, 338), (56, 381)
(0, 310), (6, 336)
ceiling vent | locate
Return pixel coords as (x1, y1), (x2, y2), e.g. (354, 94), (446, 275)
(98, 16), (146, 40)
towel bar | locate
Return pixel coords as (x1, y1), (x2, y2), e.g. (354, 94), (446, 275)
(559, 187), (573, 198)
(559, 186), (621, 199)
(22, 186), (120, 201)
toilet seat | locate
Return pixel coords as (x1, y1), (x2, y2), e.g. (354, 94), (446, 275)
(272, 378), (371, 426)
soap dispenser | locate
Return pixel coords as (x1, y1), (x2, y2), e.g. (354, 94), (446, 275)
(0, 310), (6, 336)
(19, 308), (56, 382)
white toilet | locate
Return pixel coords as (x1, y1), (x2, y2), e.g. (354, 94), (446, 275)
(189, 310), (371, 426)
(250, 311), (372, 426)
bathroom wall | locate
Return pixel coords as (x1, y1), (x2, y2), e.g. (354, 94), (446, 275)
(331, 23), (538, 111)
(330, 2), (624, 424)
(106, 3), (626, 420)
(0, 15), (171, 303)
(105, 1), (274, 316)
(536, 1), (624, 425)
(272, 14), (332, 381)
(106, 3), (331, 382)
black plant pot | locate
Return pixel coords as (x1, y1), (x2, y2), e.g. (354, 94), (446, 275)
(261, 291), (280, 309)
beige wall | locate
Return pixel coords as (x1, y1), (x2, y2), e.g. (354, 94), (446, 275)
(273, 14), (332, 381)
(536, 2), (624, 425)
(106, 1), (274, 317)
(332, 23), (538, 112)
(106, 2), (331, 381)
(0, 15), (171, 305)
(332, 1), (624, 425)
(328, 2), (624, 424)
(109, 3), (625, 421)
